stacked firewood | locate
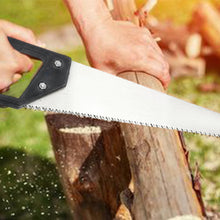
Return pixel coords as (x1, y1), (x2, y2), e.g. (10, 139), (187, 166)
(144, 2), (220, 79)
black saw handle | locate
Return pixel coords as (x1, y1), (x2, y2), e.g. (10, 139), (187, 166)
(0, 37), (71, 109)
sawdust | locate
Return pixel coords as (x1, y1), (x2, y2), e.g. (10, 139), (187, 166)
(59, 126), (101, 134)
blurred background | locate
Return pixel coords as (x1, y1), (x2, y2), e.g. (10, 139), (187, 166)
(0, 0), (219, 219)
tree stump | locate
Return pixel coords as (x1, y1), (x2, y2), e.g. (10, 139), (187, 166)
(46, 114), (131, 220)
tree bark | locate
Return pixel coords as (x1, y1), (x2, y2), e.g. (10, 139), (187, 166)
(117, 72), (203, 219)
(109, 0), (204, 219)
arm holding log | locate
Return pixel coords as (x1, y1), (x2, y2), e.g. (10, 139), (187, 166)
(63, 0), (170, 88)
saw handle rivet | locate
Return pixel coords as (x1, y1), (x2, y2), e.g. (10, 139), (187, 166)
(54, 60), (63, 68)
(39, 82), (47, 90)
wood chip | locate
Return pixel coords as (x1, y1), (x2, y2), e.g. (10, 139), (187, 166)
(59, 126), (101, 134)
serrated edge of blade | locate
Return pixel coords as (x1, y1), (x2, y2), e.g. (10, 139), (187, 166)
(25, 104), (220, 138)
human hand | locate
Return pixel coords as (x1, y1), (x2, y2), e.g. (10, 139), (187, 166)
(82, 19), (170, 88)
(0, 20), (42, 92)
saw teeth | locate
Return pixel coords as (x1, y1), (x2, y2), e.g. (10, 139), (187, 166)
(24, 104), (220, 138)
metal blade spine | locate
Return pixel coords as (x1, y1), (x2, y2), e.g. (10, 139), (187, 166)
(25, 104), (220, 138)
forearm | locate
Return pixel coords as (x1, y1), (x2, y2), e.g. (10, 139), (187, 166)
(64, 0), (112, 40)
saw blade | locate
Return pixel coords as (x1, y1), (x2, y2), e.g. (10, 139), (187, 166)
(25, 61), (220, 137)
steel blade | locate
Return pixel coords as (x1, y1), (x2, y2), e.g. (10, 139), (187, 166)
(26, 61), (220, 137)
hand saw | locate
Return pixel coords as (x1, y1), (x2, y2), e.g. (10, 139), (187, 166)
(0, 37), (220, 137)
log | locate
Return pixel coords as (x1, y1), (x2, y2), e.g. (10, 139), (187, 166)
(111, 0), (139, 24)
(190, 2), (220, 58)
(117, 72), (204, 219)
(45, 115), (132, 220)
(146, 18), (190, 52)
(164, 51), (206, 78)
(111, 0), (204, 219)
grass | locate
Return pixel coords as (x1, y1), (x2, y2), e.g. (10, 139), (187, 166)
(168, 76), (220, 210)
(168, 74), (220, 112)
(0, 0), (219, 216)
(0, 148), (71, 219)
(0, 0), (71, 34)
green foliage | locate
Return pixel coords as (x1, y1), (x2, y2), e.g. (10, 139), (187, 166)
(168, 74), (220, 112)
(0, 108), (50, 158)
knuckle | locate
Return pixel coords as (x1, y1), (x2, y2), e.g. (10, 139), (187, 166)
(27, 29), (34, 36)
(25, 29), (35, 40)
(10, 60), (20, 72)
